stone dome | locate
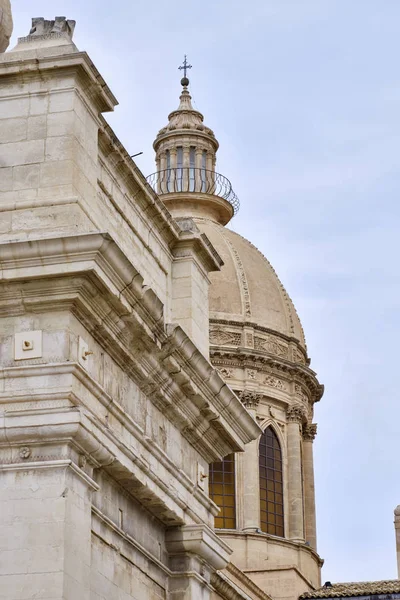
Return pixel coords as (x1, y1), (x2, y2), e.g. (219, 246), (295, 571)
(196, 218), (306, 349)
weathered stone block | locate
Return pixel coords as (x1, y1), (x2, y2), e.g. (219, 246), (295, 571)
(0, 139), (44, 168)
(0, 118), (27, 143)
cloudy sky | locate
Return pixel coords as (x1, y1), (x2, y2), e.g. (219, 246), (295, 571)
(10, 0), (400, 584)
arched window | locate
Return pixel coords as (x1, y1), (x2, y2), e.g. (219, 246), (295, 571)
(259, 426), (284, 537)
(209, 454), (236, 529)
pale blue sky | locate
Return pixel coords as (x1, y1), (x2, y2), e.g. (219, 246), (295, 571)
(10, 0), (400, 583)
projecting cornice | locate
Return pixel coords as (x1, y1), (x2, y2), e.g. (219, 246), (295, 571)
(0, 232), (260, 457)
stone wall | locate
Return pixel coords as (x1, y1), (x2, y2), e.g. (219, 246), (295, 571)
(0, 20), (261, 600)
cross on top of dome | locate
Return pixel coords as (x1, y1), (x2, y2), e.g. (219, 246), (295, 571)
(178, 55), (192, 87)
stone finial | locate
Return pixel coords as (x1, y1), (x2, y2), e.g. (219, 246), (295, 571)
(0, 0), (13, 52)
(28, 16), (75, 39)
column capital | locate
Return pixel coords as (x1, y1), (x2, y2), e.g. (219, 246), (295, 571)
(239, 390), (263, 411)
(303, 423), (317, 441)
(286, 404), (306, 424)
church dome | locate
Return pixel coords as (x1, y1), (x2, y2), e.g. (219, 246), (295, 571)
(196, 218), (306, 349)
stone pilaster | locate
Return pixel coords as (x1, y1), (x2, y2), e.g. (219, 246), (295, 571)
(239, 391), (262, 531)
(0, 411), (106, 600)
(286, 405), (305, 542)
(166, 524), (231, 599)
(302, 423), (318, 550)
(395, 506), (400, 577)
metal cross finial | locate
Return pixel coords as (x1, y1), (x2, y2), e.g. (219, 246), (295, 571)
(178, 55), (192, 79)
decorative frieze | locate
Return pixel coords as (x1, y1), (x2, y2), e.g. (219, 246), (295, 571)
(254, 335), (289, 359)
(209, 329), (242, 347)
(294, 383), (309, 403)
(264, 375), (285, 390)
(293, 347), (306, 365)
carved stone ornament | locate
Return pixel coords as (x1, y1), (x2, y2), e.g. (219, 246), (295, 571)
(239, 390), (263, 410)
(286, 404), (305, 424)
(303, 423), (317, 441)
(264, 375), (285, 390)
(293, 347), (306, 365)
(209, 329), (241, 347)
(27, 16), (76, 40)
(217, 367), (234, 379)
(295, 383), (308, 403)
(246, 369), (257, 381)
(19, 446), (31, 460)
(254, 335), (289, 359)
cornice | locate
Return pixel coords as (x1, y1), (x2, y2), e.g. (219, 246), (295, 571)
(217, 530), (324, 567)
(209, 318), (309, 361)
(210, 348), (324, 404)
(0, 50), (118, 113)
(98, 125), (182, 248)
(0, 233), (260, 457)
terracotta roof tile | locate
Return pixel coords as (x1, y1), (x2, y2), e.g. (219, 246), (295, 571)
(300, 580), (400, 599)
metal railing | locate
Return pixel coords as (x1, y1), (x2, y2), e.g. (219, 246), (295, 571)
(146, 168), (240, 215)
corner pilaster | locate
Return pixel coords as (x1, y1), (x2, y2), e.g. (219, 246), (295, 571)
(286, 404), (306, 542)
(239, 391), (262, 532)
(302, 423), (318, 550)
(395, 506), (400, 577)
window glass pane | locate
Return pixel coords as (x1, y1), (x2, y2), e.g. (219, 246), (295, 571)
(259, 427), (284, 537)
(209, 454), (236, 529)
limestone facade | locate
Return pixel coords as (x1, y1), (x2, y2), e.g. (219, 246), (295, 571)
(0, 11), (325, 600)
(0, 17), (261, 600)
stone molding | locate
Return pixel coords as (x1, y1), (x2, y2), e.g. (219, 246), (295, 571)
(165, 524), (232, 571)
(210, 348), (324, 405)
(0, 403), (196, 526)
(303, 423), (317, 441)
(0, 50), (117, 114)
(0, 233), (260, 459)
